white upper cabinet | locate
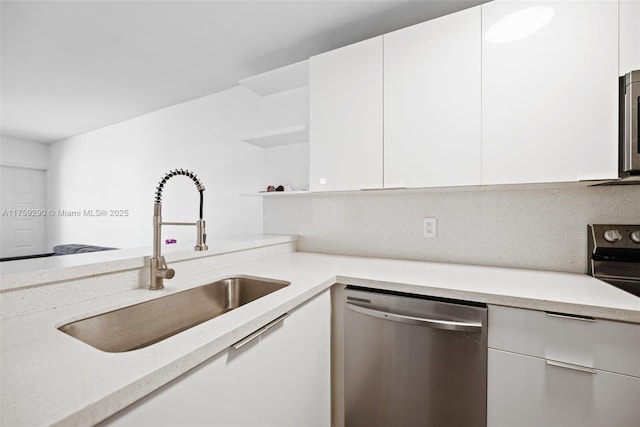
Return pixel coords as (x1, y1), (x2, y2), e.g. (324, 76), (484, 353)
(481, 0), (619, 185)
(384, 6), (481, 188)
(309, 37), (383, 192)
(620, 0), (640, 75)
(308, 1), (622, 191)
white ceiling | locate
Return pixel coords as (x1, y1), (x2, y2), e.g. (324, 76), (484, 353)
(1, 0), (483, 143)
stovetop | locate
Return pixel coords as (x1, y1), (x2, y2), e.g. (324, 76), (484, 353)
(588, 224), (640, 297)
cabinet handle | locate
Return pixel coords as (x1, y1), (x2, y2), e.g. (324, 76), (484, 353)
(346, 302), (481, 332)
(546, 312), (595, 322)
(545, 359), (597, 375)
(232, 313), (290, 350)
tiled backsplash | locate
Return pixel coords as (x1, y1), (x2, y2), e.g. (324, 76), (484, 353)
(264, 184), (640, 273)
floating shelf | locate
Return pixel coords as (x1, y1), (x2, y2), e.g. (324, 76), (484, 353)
(241, 190), (310, 197)
(239, 60), (309, 96)
(241, 124), (308, 148)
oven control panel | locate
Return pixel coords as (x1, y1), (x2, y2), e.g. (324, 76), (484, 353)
(590, 224), (640, 250)
(588, 224), (640, 297)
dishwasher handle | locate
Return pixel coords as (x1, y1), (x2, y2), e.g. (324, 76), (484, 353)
(346, 302), (482, 332)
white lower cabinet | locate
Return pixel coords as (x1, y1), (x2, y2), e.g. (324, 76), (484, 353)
(259, 291), (331, 426)
(103, 290), (331, 426)
(488, 305), (640, 427)
(488, 348), (640, 427)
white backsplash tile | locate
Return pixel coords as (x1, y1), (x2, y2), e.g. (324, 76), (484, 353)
(264, 185), (640, 273)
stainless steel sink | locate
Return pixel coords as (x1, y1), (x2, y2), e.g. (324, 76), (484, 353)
(58, 276), (290, 352)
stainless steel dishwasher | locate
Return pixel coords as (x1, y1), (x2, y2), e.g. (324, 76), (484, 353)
(344, 286), (487, 427)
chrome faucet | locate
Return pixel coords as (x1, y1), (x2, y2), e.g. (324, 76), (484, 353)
(150, 169), (208, 290)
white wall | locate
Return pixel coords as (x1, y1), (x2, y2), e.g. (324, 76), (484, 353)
(262, 143), (309, 191)
(264, 185), (640, 274)
(0, 136), (49, 170)
(47, 86), (266, 250)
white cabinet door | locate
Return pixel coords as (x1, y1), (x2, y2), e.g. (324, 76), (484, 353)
(481, 0), (619, 184)
(260, 290), (331, 426)
(384, 6), (481, 188)
(620, 0), (640, 75)
(309, 37), (383, 192)
(104, 340), (263, 426)
(488, 305), (640, 377)
(488, 348), (640, 427)
(103, 291), (331, 426)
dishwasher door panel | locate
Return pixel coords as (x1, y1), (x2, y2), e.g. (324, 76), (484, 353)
(344, 287), (487, 427)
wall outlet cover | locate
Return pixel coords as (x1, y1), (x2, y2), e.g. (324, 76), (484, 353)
(423, 217), (437, 238)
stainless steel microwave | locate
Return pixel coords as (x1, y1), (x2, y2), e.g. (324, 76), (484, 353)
(621, 70), (640, 176)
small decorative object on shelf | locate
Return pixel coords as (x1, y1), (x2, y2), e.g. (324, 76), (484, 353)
(260, 183), (291, 193)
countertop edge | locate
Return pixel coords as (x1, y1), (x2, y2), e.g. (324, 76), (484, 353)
(0, 235), (298, 292)
(336, 276), (640, 323)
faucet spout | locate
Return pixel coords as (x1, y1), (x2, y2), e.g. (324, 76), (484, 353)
(150, 169), (207, 290)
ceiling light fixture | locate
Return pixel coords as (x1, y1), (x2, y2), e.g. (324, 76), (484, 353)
(485, 6), (555, 44)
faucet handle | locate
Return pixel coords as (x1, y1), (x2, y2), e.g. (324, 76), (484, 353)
(157, 267), (175, 280)
(156, 256), (175, 279)
(159, 256), (174, 276)
(149, 256), (174, 290)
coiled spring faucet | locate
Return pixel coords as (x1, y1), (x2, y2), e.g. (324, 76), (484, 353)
(150, 169), (208, 290)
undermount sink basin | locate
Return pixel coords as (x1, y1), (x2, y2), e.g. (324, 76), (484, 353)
(58, 276), (290, 353)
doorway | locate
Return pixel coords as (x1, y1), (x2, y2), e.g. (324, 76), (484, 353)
(1, 166), (48, 258)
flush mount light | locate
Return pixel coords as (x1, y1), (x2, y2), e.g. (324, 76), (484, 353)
(485, 6), (555, 44)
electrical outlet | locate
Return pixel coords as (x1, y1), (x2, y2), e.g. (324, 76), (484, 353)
(423, 217), (437, 238)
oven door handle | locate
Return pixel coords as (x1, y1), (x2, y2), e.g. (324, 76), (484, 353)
(346, 302), (482, 332)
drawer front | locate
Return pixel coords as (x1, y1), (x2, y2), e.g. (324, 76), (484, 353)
(488, 349), (640, 427)
(488, 305), (640, 376)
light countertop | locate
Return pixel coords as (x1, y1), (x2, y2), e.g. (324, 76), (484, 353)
(1, 251), (639, 426)
(0, 234), (297, 291)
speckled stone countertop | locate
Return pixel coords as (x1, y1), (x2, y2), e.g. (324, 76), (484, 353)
(0, 234), (298, 291)
(1, 251), (639, 426)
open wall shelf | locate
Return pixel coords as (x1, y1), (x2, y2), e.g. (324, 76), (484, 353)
(239, 60), (308, 97)
(241, 124), (308, 148)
